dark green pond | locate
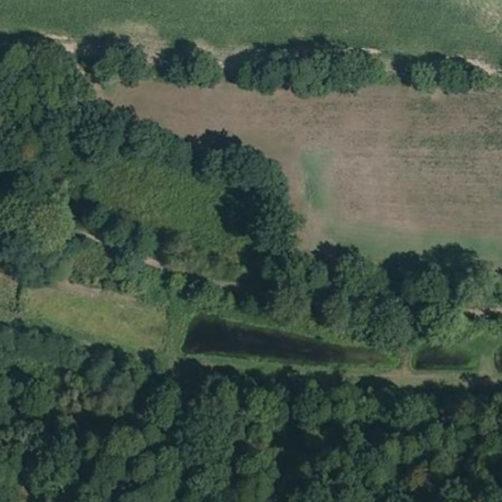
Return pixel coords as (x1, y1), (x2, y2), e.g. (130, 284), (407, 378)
(494, 349), (502, 373)
(183, 317), (386, 366)
(414, 347), (471, 370)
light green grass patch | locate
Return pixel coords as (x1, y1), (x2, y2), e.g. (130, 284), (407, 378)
(326, 221), (502, 264)
(0, 1), (502, 61)
(300, 149), (332, 211)
(22, 284), (172, 353)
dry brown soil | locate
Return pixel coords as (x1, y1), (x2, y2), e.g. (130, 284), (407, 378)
(107, 81), (502, 263)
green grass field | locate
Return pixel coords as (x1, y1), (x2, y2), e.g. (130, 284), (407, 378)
(1, 1), (502, 61)
(22, 284), (172, 352)
(0, 274), (173, 353)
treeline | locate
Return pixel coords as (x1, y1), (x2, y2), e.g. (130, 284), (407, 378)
(74, 32), (498, 97)
(3, 324), (502, 502)
(0, 33), (501, 354)
(393, 53), (495, 93)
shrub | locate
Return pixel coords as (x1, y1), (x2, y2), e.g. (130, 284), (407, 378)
(156, 39), (222, 88)
(438, 58), (471, 94)
(470, 66), (495, 91)
(410, 61), (437, 92)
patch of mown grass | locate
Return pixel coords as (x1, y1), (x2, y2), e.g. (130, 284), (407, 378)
(21, 284), (174, 354)
(326, 221), (502, 265)
(300, 149), (332, 211)
(0, 1), (501, 61)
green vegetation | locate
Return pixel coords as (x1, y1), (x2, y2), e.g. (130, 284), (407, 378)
(77, 33), (150, 86)
(226, 37), (386, 96)
(395, 53), (497, 94)
(22, 285), (169, 352)
(1, 0), (502, 62)
(84, 158), (246, 280)
(2, 325), (502, 502)
(155, 39), (222, 88)
(410, 62), (437, 93)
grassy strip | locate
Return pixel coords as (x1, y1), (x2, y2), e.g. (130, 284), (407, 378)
(0, 1), (501, 61)
(0, 276), (175, 355)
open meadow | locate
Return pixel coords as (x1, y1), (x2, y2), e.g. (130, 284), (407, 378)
(108, 82), (502, 264)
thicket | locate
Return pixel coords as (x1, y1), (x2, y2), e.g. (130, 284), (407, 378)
(225, 37), (386, 97)
(2, 324), (502, 502)
(0, 33), (501, 355)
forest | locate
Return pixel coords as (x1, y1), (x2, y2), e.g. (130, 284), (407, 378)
(2, 324), (502, 502)
(1, 30), (502, 501)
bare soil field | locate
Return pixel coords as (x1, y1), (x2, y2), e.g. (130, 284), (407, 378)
(107, 82), (502, 263)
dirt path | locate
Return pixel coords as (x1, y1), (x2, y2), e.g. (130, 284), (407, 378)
(378, 354), (464, 386)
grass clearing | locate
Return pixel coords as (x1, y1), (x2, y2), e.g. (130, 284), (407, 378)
(12, 282), (172, 353)
(1, 1), (502, 62)
(300, 149), (332, 211)
(108, 82), (502, 265)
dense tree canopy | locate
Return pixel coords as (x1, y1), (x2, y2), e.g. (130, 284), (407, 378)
(156, 39), (223, 88)
(1, 325), (502, 502)
(226, 37), (386, 97)
(394, 53), (494, 94)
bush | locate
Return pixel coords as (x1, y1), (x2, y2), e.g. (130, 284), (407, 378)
(470, 67), (495, 91)
(155, 39), (222, 88)
(438, 58), (471, 94)
(410, 61), (437, 92)
(78, 34), (150, 87)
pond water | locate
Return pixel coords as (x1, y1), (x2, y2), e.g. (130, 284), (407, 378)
(414, 347), (471, 370)
(183, 317), (386, 366)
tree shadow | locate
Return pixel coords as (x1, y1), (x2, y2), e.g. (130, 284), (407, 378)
(0, 30), (49, 59)
(154, 38), (197, 76)
(392, 51), (446, 85)
(189, 129), (241, 177)
(76, 32), (126, 71)
(224, 35), (347, 83)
